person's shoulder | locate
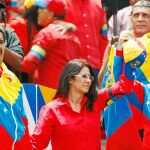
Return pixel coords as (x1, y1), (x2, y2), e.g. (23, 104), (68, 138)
(44, 97), (63, 110)
(42, 24), (53, 31)
(41, 24), (64, 38)
(36, 25), (53, 37)
(4, 27), (18, 37)
(118, 5), (132, 15)
(33, 26), (54, 43)
(5, 26), (15, 33)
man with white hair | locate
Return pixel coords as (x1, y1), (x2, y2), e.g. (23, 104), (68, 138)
(100, 0), (150, 149)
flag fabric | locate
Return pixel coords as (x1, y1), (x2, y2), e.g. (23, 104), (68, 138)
(22, 83), (56, 150)
(0, 63), (55, 149)
(104, 98), (142, 150)
(102, 46), (143, 150)
(143, 85), (150, 150)
(135, 34), (150, 84)
(128, 81), (150, 150)
(127, 33), (150, 149)
(22, 84), (56, 123)
(103, 33), (150, 150)
(0, 63), (31, 150)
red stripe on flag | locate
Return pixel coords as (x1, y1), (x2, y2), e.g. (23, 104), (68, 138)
(106, 117), (143, 150)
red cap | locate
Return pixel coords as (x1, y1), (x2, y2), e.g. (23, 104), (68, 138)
(46, 0), (66, 16)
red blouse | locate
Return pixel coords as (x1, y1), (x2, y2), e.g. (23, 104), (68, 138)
(31, 88), (110, 150)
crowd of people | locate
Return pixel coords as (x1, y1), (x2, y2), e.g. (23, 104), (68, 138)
(1, 0), (150, 149)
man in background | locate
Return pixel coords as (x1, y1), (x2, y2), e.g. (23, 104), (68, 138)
(0, 0), (24, 79)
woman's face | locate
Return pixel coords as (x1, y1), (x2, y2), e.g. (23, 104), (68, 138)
(69, 66), (94, 95)
(0, 32), (5, 64)
(37, 8), (53, 27)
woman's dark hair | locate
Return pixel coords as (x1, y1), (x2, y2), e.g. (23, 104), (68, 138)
(23, 6), (42, 48)
(55, 59), (98, 111)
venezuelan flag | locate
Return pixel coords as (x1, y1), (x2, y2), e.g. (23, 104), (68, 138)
(23, 84), (56, 123)
(135, 33), (150, 84)
(128, 81), (150, 150)
(29, 45), (47, 64)
(102, 46), (143, 150)
(122, 33), (150, 125)
(135, 48), (150, 85)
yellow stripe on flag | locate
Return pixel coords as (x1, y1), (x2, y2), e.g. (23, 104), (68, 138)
(39, 85), (57, 104)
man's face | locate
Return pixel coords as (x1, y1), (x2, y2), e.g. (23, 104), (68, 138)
(131, 7), (150, 37)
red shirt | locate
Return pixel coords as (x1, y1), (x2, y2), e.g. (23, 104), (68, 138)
(65, 0), (108, 69)
(31, 89), (110, 150)
(7, 17), (38, 55)
(22, 23), (80, 88)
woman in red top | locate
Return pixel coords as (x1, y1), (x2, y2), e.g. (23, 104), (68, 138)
(30, 59), (135, 150)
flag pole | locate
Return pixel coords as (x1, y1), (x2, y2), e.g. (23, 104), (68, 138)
(112, 0), (118, 36)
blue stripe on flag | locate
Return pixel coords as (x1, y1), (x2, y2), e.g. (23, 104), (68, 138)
(104, 97), (132, 138)
(143, 84), (150, 120)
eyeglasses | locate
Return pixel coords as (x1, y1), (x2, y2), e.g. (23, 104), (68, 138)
(73, 74), (94, 82)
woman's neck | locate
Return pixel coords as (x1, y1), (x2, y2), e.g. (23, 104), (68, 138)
(68, 92), (84, 112)
(68, 92), (83, 104)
